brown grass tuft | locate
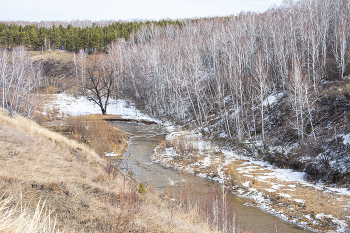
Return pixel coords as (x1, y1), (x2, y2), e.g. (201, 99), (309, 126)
(0, 195), (61, 233)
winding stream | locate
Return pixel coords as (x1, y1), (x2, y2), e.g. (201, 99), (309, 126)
(113, 121), (309, 233)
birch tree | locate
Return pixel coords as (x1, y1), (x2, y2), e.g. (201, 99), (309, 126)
(252, 51), (270, 141)
(0, 46), (41, 116)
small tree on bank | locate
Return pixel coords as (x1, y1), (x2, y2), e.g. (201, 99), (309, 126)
(81, 55), (117, 115)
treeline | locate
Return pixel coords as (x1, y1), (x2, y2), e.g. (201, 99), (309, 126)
(0, 19), (183, 51)
(103, 0), (350, 183)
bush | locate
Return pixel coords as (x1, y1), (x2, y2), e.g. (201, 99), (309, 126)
(53, 115), (125, 157)
(138, 182), (146, 194)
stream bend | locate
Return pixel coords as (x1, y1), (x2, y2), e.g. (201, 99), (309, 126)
(113, 121), (308, 233)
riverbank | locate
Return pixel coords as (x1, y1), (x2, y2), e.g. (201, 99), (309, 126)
(0, 104), (221, 232)
(40, 93), (350, 232)
(38, 93), (162, 159)
(152, 127), (350, 232)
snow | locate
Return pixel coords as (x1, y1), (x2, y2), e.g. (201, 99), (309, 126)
(45, 94), (161, 123)
(202, 155), (211, 167)
(271, 184), (285, 189)
(342, 133), (350, 145)
(332, 219), (349, 233)
(262, 93), (283, 107)
(278, 193), (291, 198)
(230, 152), (307, 183)
(104, 152), (119, 157)
(327, 187), (350, 196)
(242, 181), (250, 188)
(315, 213), (333, 219)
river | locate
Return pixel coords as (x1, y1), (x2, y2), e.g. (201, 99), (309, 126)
(113, 121), (309, 233)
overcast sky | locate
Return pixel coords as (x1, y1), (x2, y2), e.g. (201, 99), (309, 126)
(1, 0), (283, 22)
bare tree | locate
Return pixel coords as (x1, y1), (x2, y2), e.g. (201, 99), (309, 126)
(74, 49), (87, 83)
(106, 0), (349, 145)
(81, 55), (117, 115)
(252, 51), (270, 142)
(332, 12), (348, 78)
(0, 49), (9, 109)
(288, 58), (317, 140)
(0, 46), (41, 116)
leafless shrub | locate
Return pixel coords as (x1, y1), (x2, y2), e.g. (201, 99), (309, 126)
(98, 189), (141, 233)
(61, 115), (124, 157)
(164, 183), (243, 233)
(104, 163), (120, 178)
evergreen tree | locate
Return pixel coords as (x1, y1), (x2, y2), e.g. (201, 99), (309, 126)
(29, 28), (38, 50)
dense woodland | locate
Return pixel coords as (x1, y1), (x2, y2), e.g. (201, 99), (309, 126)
(1, 0), (350, 185)
(115, 0), (350, 185)
(0, 19), (183, 51)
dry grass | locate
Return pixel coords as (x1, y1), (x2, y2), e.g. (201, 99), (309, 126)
(155, 130), (350, 231)
(0, 108), (223, 232)
(0, 109), (101, 165)
(160, 133), (212, 169)
(28, 50), (74, 63)
(0, 108), (125, 231)
(225, 159), (350, 232)
(31, 94), (130, 159)
(132, 183), (246, 233)
(0, 195), (61, 233)
(50, 115), (129, 159)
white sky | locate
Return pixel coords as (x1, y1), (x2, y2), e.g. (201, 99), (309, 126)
(1, 0), (283, 22)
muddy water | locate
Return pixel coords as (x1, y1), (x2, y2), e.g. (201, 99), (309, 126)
(113, 122), (308, 233)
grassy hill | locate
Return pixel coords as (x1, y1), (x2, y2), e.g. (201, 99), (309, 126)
(0, 108), (221, 232)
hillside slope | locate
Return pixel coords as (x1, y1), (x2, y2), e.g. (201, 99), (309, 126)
(0, 109), (217, 232)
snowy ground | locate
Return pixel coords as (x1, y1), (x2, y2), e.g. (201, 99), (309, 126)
(43, 94), (161, 123)
(152, 129), (350, 232)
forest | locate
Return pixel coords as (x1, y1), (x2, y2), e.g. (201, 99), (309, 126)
(0, 19), (183, 51)
(1, 0), (350, 186)
(116, 0), (350, 185)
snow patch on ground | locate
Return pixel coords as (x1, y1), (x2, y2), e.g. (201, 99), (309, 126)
(44, 94), (161, 123)
(315, 213), (333, 219)
(342, 133), (350, 145)
(242, 181), (250, 188)
(104, 152), (119, 157)
(278, 193), (291, 198)
(263, 93), (283, 107)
